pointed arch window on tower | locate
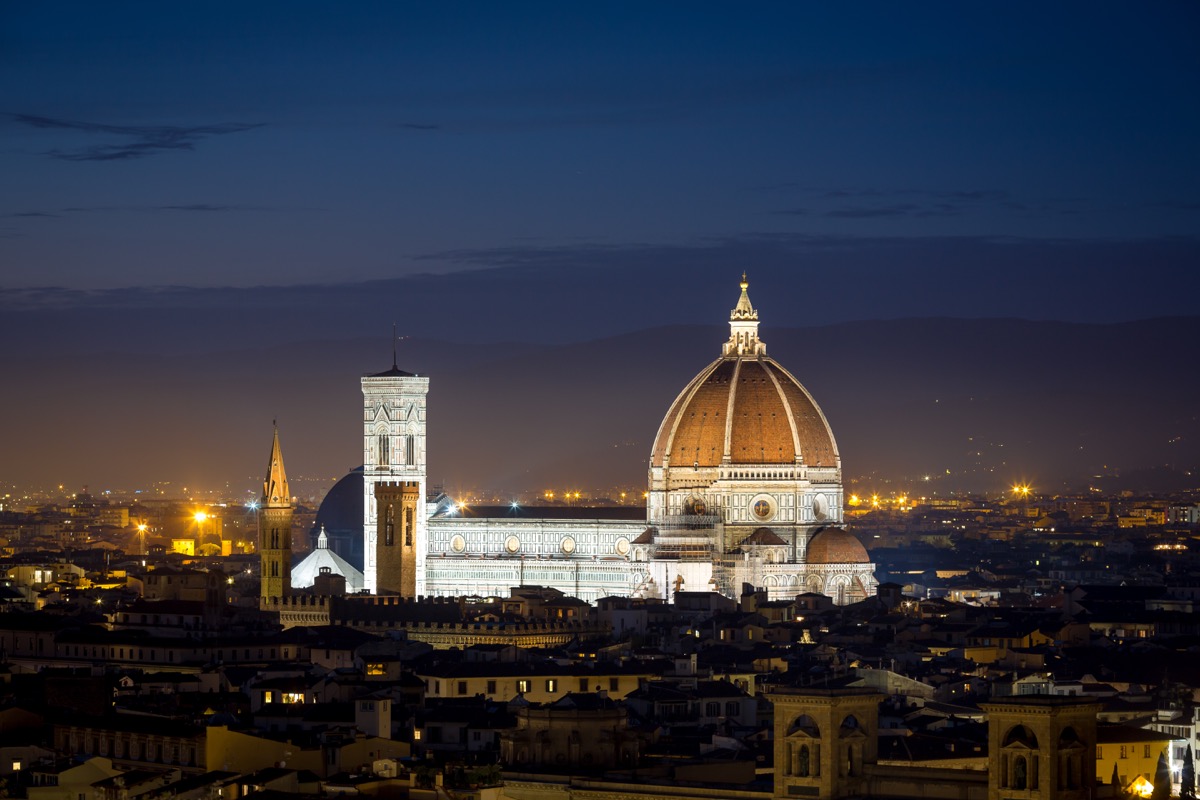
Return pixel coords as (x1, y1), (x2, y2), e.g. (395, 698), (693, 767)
(270, 528), (280, 549)
(378, 434), (389, 467)
(406, 434), (415, 467)
(404, 507), (413, 547)
(384, 505), (395, 547)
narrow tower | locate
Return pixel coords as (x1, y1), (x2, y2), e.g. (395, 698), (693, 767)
(361, 336), (429, 594)
(259, 425), (293, 600)
(374, 480), (420, 597)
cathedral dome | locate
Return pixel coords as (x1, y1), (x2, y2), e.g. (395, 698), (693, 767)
(650, 278), (838, 469)
(314, 469), (363, 534)
(805, 527), (869, 564)
(310, 468), (364, 569)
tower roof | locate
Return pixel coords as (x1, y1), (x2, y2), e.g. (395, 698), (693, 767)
(262, 425), (291, 508)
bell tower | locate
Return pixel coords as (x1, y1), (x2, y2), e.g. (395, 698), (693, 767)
(361, 335), (429, 594)
(259, 425), (293, 601)
(769, 687), (883, 800)
(980, 696), (1102, 800)
(374, 480), (420, 598)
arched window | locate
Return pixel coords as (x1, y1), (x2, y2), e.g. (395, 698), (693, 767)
(1014, 756), (1028, 790)
(405, 507), (414, 546)
(378, 433), (389, 466)
(406, 434), (415, 466)
(384, 505), (395, 547)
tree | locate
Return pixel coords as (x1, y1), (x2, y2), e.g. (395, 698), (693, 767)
(1182, 745), (1195, 800)
(1152, 751), (1171, 800)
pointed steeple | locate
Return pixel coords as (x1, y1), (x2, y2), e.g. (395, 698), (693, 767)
(723, 273), (766, 357)
(262, 424), (291, 509)
(317, 526), (329, 549)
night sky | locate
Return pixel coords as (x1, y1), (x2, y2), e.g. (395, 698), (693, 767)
(3, 4), (1199, 497)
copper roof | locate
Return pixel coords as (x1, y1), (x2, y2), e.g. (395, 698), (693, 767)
(650, 355), (838, 468)
(805, 527), (869, 564)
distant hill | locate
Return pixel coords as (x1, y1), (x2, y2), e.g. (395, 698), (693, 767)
(3, 316), (1197, 497)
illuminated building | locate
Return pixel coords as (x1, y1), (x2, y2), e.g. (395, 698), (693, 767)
(360, 352), (429, 594)
(337, 277), (875, 604)
(637, 276), (874, 601)
(258, 426), (293, 600)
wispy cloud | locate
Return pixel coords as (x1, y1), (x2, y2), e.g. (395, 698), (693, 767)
(5, 211), (59, 218)
(157, 204), (239, 212)
(826, 203), (922, 218)
(9, 113), (264, 161)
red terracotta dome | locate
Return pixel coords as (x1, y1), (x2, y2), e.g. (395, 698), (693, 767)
(805, 527), (869, 564)
(650, 356), (838, 468)
(650, 276), (838, 471)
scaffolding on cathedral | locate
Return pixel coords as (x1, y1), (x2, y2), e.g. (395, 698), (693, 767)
(648, 514), (723, 562)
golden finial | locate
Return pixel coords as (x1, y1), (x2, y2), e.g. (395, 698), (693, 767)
(740, 271), (748, 290)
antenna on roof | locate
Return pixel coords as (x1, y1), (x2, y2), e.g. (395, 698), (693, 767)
(392, 322), (398, 370)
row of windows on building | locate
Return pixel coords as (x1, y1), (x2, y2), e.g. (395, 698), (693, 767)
(430, 677), (623, 696)
(1097, 745), (1160, 759)
(59, 732), (198, 766)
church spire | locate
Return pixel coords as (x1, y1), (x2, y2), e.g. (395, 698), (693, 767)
(262, 424), (291, 508)
(723, 273), (766, 357)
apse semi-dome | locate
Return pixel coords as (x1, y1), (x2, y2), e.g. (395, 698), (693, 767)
(650, 278), (839, 469)
(805, 527), (870, 564)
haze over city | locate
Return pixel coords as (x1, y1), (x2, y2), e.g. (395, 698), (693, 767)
(3, 4), (1198, 499)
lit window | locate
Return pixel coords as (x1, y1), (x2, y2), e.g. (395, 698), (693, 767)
(546, 679), (557, 692)
(263, 691), (273, 704)
(366, 663), (386, 676)
(517, 680), (530, 693)
(282, 692), (304, 704)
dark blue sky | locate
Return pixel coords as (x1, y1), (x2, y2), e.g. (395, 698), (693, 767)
(4, 3), (1198, 294)
(3, 4), (1200, 497)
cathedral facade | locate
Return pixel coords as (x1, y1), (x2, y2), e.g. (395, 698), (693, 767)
(345, 278), (876, 604)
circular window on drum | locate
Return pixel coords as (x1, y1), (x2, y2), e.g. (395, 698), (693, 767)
(684, 495), (707, 516)
(812, 493), (829, 521)
(504, 535), (521, 554)
(561, 536), (576, 554)
(750, 494), (776, 522)
(615, 537), (631, 556)
(450, 534), (466, 553)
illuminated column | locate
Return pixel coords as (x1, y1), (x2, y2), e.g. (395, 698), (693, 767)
(362, 357), (429, 595)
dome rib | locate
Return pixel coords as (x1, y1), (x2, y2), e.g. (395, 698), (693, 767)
(722, 357), (742, 463)
(765, 361), (840, 468)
